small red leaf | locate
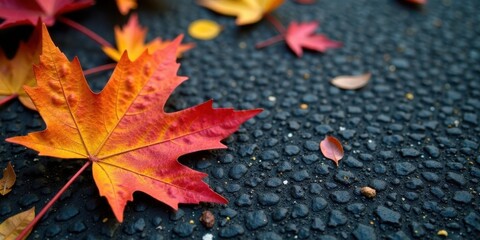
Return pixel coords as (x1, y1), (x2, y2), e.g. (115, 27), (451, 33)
(285, 21), (342, 57)
(320, 136), (344, 166)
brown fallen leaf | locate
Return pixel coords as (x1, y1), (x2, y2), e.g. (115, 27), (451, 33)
(330, 73), (371, 90)
(0, 207), (35, 240)
(319, 136), (344, 166)
(0, 162), (16, 196)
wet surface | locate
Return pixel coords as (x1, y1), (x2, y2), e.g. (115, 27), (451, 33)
(1, 0), (479, 239)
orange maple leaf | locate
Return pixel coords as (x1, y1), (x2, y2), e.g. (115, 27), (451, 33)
(116, 0), (137, 15)
(102, 14), (195, 62)
(0, 23), (42, 110)
(7, 25), (261, 222)
(197, 0), (285, 25)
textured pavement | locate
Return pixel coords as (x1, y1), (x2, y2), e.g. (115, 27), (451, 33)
(1, 0), (479, 239)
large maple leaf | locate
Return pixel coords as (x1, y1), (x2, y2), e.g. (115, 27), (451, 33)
(197, 0), (284, 25)
(102, 14), (195, 62)
(0, 22), (41, 110)
(7, 25), (261, 222)
(0, 0), (94, 29)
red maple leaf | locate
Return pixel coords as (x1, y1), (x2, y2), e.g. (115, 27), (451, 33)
(0, 0), (94, 29)
(257, 20), (341, 57)
(7, 25), (262, 222)
(285, 21), (342, 57)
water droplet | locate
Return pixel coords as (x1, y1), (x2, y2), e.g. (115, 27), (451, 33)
(59, 63), (70, 78)
(135, 103), (146, 110)
(67, 94), (77, 106)
(143, 62), (151, 76)
(48, 80), (60, 91)
(125, 76), (135, 90)
(145, 86), (156, 94)
(51, 95), (63, 106)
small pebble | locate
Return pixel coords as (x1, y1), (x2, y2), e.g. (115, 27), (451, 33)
(199, 210), (215, 228)
(173, 222), (195, 237)
(219, 224), (244, 238)
(360, 186), (377, 198)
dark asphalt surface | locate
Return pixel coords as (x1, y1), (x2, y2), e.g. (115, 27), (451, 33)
(1, 0), (479, 239)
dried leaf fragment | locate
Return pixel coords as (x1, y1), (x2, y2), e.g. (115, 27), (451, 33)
(0, 162), (16, 196)
(0, 207), (35, 240)
(188, 19), (222, 40)
(360, 186), (376, 198)
(320, 136), (344, 166)
(330, 73), (371, 90)
(199, 210), (215, 228)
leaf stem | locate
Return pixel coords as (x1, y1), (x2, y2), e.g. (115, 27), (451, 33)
(0, 94), (19, 107)
(58, 17), (113, 48)
(266, 14), (286, 34)
(84, 63), (117, 76)
(255, 34), (285, 49)
(17, 161), (92, 240)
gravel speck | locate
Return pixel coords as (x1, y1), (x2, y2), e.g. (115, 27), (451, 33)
(258, 192), (280, 206)
(219, 224), (244, 238)
(453, 191), (473, 203)
(245, 210), (268, 230)
(330, 191), (351, 203)
(311, 217), (326, 231)
(56, 206), (79, 221)
(291, 204), (309, 218)
(328, 210), (348, 227)
(446, 172), (466, 186)
(394, 162), (416, 176)
(229, 164), (248, 179)
(352, 224), (376, 240)
(312, 197), (328, 212)
(375, 206), (401, 225)
(173, 222), (195, 237)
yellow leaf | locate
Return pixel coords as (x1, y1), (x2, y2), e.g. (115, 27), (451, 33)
(188, 19), (222, 40)
(0, 207), (35, 240)
(102, 14), (195, 62)
(197, 0), (284, 25)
